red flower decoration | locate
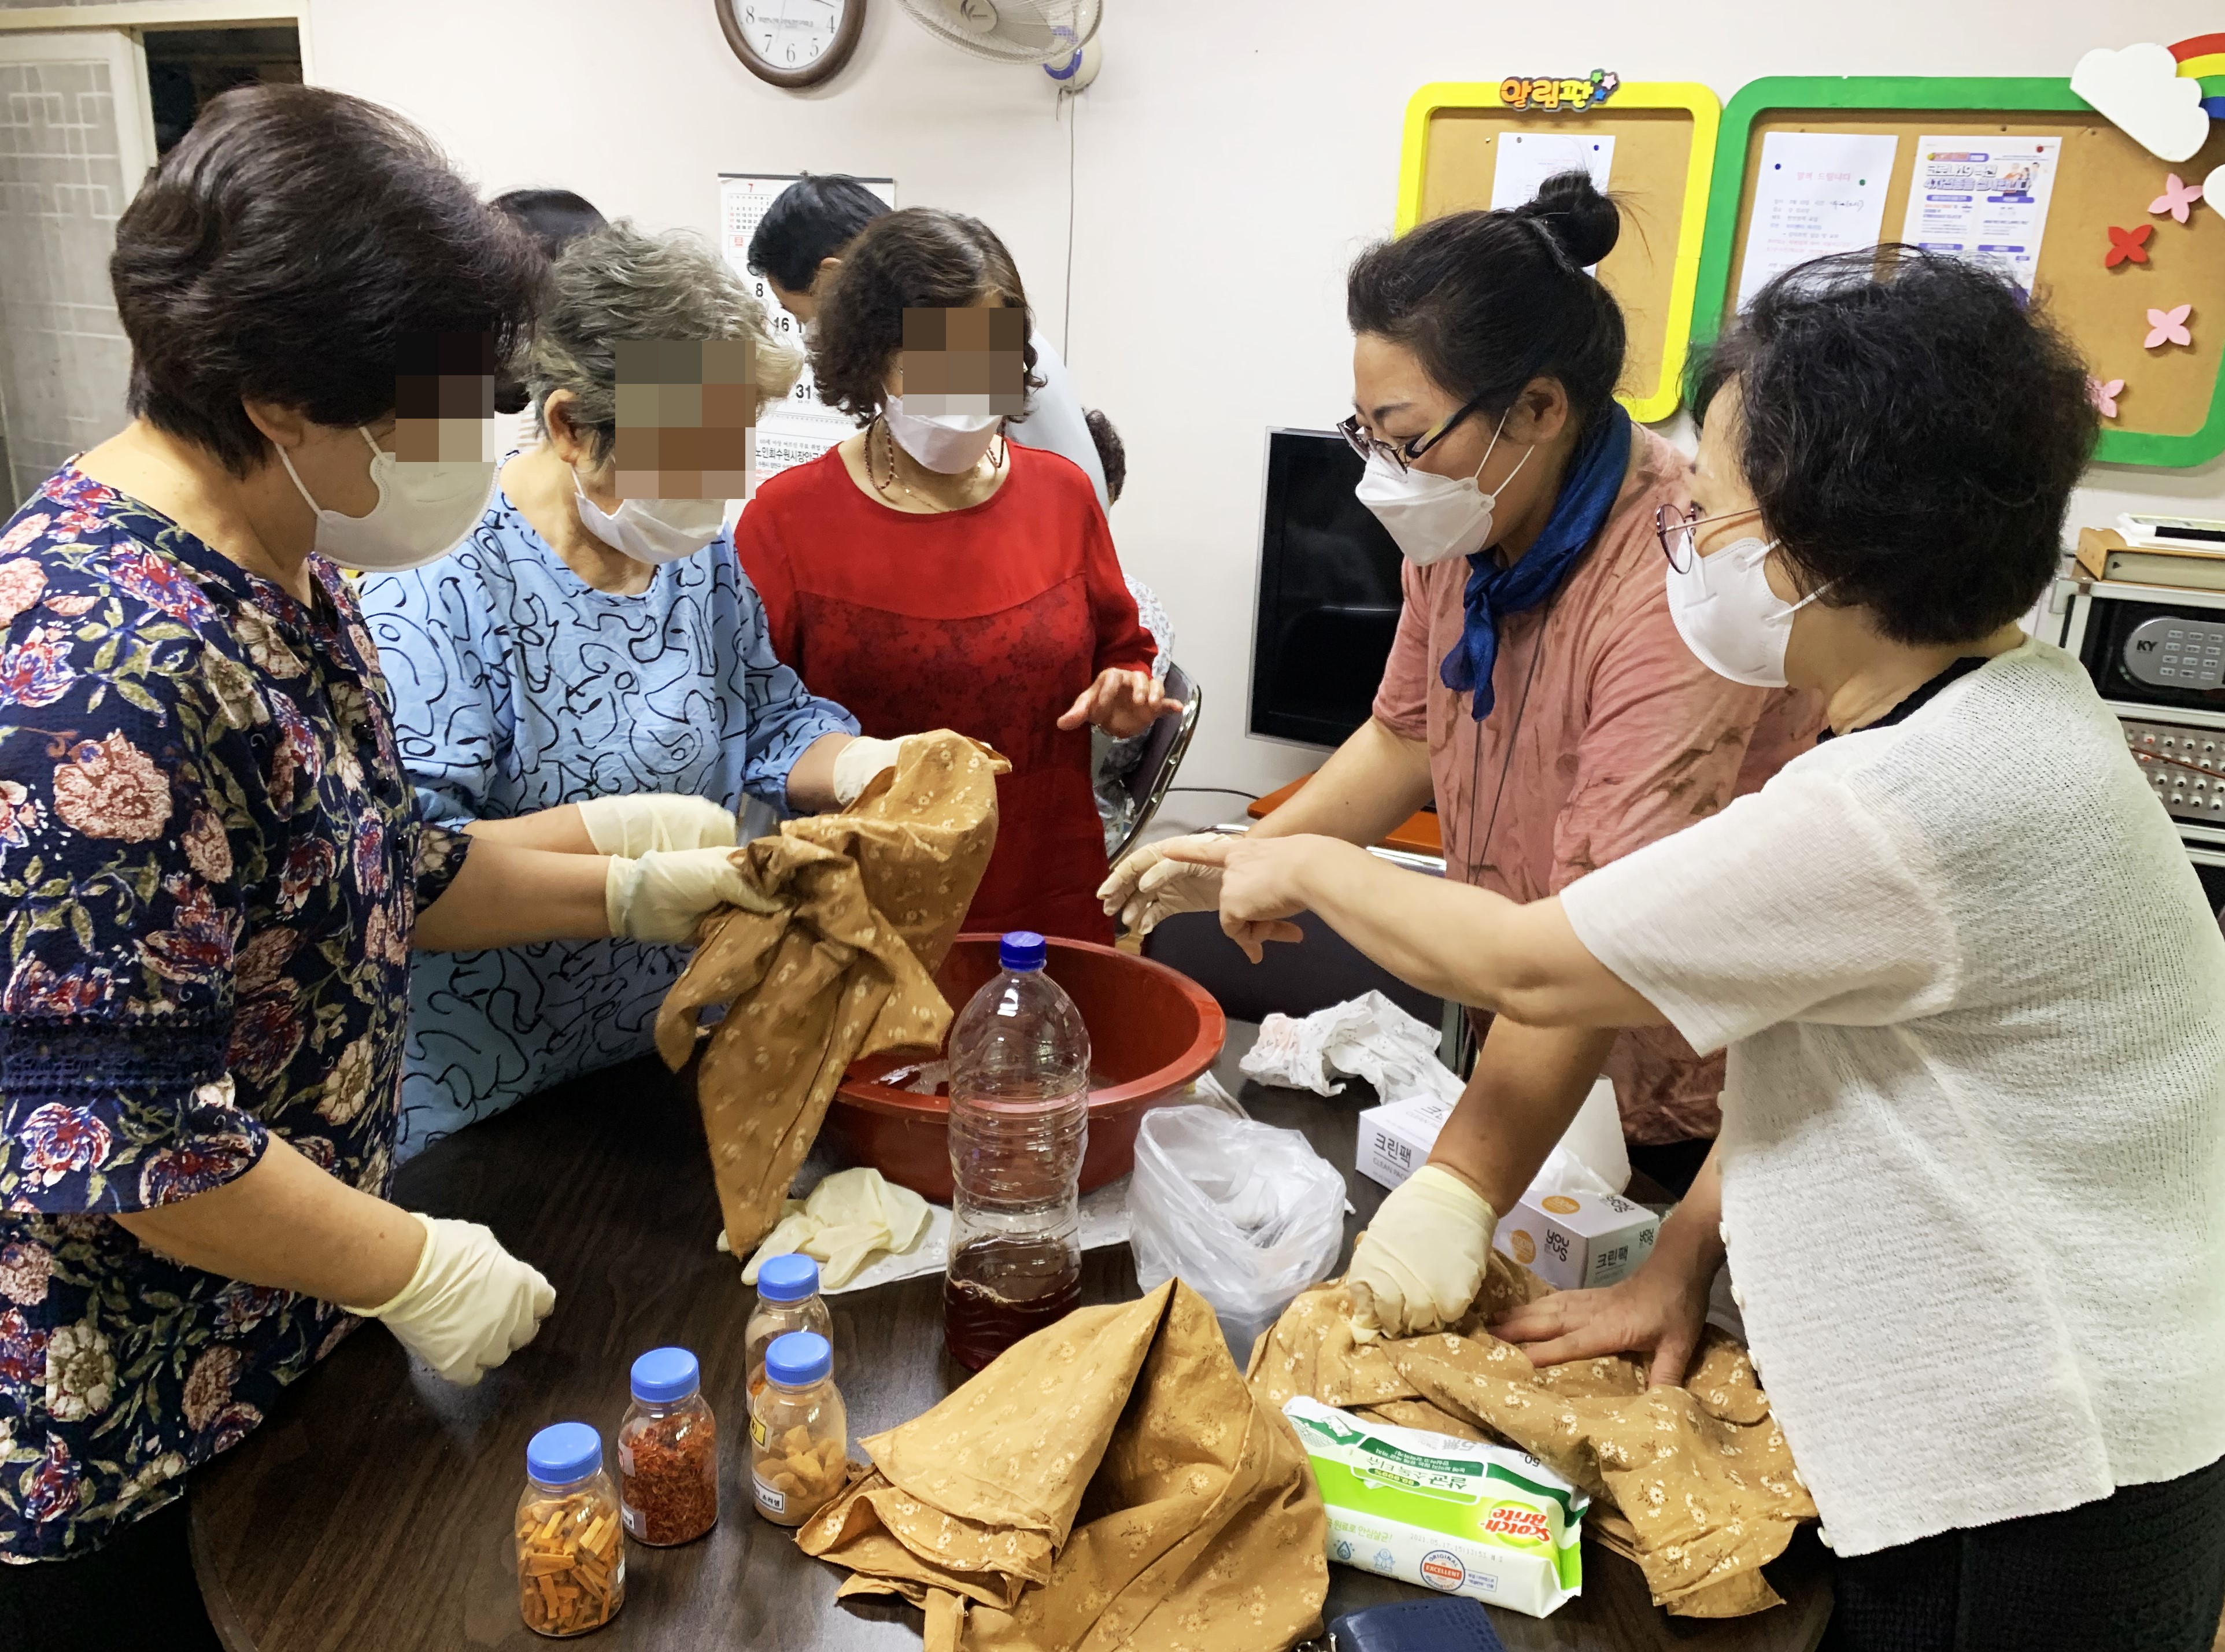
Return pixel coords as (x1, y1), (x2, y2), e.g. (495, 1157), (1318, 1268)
(2105, 224), (2153, 268)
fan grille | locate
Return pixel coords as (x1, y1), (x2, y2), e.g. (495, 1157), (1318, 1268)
(896, 0), (1103, 65)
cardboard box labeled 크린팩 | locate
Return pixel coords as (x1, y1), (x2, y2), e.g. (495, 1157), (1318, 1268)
(1494, 1192), (1658, 1293)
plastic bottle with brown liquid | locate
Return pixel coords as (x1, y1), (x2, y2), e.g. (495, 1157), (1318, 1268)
(942, 931), (1089, 1372)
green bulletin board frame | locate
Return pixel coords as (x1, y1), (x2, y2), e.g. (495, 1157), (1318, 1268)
(1691, 76), (2225, 468)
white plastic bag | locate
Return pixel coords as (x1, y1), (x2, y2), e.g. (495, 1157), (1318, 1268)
(1128, 1105), (1346, 1359)
(1239, 991), (1459, 1108)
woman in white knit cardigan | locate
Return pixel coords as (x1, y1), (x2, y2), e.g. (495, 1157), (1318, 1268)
(1178, 247), (2225, 1652)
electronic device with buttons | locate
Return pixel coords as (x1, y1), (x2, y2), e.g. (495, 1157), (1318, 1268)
(2055, 574), (2225, 907)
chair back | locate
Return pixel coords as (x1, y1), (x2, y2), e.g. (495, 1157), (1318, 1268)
(1107, 661), (1200, 867)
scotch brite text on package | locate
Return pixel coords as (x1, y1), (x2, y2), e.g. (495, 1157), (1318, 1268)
(1282, 1396), (1586, 1618)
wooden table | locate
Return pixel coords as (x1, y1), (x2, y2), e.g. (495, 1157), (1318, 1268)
(192, 1028), (1830, 1652)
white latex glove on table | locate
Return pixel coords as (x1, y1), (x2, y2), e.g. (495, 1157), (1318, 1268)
(737, 1167), (933, 1289)
(575, 793), (738, 857)
(341, 1213), (555, 1386)
(1348, 1165), (1498, 1340)
(830, 736), (908, 807)
(1097, 832), (1229, 936)
(605, 845), (782, 943)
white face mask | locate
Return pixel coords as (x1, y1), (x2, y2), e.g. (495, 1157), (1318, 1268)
(1352, 410), (1533, 567)
(1665, 534), (1829, 688)
(278, 426), (496, 573)
(572, 474), (726, 566)
(883, 395), (1003, 474)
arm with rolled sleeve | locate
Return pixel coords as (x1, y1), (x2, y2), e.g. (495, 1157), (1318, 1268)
(356, 563), (509, 830)
(1368, 559), (1436, 742)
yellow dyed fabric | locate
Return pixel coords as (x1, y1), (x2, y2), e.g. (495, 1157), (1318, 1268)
(655, 733), (1006, 1258)
(800, 1281), (1329, 1652)
(1248, 1258), (1817, 1619)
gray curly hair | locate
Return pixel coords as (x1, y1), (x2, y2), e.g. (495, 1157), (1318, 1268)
(525, 220), (803, 464)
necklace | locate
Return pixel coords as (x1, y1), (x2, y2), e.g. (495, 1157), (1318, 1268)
(866, 418), (1003, 511)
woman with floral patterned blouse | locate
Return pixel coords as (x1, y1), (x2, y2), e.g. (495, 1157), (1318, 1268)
(0, 89), (767, 1648)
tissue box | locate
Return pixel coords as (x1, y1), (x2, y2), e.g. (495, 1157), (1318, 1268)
(1494, 1192), (1658, 1292)
(1354, 1094), (1455, 1191)
(1355, 1078), (1625, 1196)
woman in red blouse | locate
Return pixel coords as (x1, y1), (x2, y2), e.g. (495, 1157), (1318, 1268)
(736, 209), (1176, 943)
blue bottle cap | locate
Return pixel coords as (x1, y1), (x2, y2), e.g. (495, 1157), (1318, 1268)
(527, 1421), (602, 1485)
(764, 1330), (833, 1387)
(756, 1252), (820, 1304)
(1000, 930), (1047, 971)
(629, 1346), (700, 1406)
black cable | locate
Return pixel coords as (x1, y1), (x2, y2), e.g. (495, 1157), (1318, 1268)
(1060, 90), (1077, 360)
(1169, 786), (1262, 801)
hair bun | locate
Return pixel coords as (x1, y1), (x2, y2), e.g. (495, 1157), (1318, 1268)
(1514, 170), (1620, 269)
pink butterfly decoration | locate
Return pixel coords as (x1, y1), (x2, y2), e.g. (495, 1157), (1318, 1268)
(2089, 376), (2124, 418)
(2146, 305), (2194, 349)
(2150, 173), (2204, 224)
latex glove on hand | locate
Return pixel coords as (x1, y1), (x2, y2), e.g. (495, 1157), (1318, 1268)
(605, 845), (782, 943)
(342, 1213), (554, 1386)
(830, 736), (908, 807)
(1097, 833), (1228, 936)
(575, 793), (738, 858)
(1347, 1164), (1498, 1340)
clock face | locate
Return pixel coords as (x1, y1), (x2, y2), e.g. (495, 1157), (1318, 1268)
(739, 0), (844, 71)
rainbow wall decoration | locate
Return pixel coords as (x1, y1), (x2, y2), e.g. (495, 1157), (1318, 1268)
(2175, 33), (2225, 119)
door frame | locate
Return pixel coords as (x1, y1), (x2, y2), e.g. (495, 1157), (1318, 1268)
(0, 2), (315, 85)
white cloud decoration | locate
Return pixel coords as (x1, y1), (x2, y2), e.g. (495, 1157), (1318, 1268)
(2209, 162), (2225, 212)
(2072, 42), (2212, 163)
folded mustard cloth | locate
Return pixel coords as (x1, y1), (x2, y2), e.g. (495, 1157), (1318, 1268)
(655, 733), (1007, 1258)
(1248, 1257), (1818, 1620)
(799, 1280), (1330, 1651)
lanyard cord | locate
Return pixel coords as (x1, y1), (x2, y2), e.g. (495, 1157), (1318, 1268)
(1457, 583), (1563, 888)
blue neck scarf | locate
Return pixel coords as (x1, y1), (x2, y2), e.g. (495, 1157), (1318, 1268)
(1439, 401), (1633, 720)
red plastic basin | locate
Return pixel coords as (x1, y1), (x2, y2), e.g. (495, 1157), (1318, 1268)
(826, 933), (1226, 1202)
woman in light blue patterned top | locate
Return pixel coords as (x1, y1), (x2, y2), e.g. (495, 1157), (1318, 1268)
(358, 225), (891, 1158)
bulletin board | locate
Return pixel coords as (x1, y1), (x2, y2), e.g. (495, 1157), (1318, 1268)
(1691, 77), (2225, 468)
(1396, 81), (1721, 424)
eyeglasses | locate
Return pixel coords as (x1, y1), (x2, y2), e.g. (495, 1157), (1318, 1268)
(1655, 502), (1761, 573)
(1338, 387), (1493, 474)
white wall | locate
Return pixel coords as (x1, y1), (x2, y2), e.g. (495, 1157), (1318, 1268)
(308, 0), (2225, 826)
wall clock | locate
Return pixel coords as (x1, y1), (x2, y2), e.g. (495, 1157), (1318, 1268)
(716, 0), (865, 90)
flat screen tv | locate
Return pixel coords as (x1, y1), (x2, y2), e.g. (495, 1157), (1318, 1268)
(1249, 428), (1406, 748)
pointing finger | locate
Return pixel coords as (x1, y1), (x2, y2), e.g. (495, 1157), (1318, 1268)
(1163, 836), (1235, 868)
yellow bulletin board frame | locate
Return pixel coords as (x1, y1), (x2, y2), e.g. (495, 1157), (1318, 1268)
(1396, 80), (1721, 424)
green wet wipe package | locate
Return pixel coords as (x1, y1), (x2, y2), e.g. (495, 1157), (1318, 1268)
(1282, 1396), (1587, 1618)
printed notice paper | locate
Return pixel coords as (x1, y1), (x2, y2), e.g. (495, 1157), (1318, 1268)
(1734, 131), (1899, 310)
(1898, 135), (2061, 293)
(718, 172), (897, 481)
(1491, 132), (1616, 274)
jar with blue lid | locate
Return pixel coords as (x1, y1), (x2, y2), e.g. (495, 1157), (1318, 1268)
(744, 1251), (833, 1399)
(616, 1346), (718, 1546)
(749, 1331), (848, 1527)
(516, 1421), (624, 1636)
